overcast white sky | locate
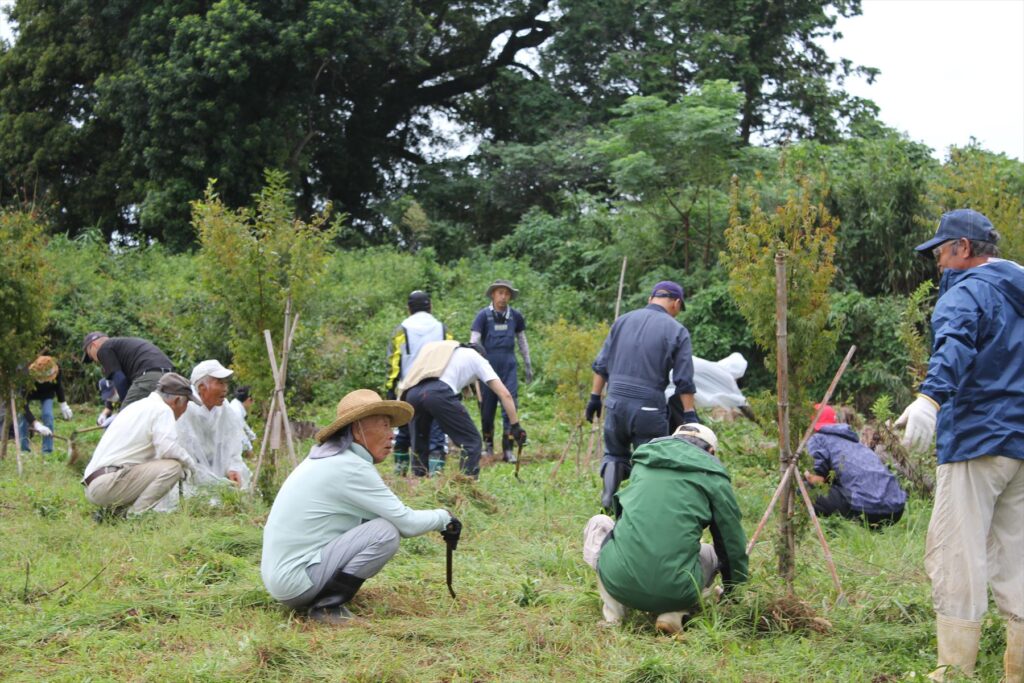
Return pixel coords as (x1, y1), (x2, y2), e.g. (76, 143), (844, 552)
(2, 0), (1022, 160)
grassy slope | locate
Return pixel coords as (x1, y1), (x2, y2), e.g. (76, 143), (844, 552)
(0, 411), (1007, 683)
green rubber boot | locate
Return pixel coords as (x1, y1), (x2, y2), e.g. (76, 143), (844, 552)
(393, 451), (410, 476)
(427, 452), (446, 476)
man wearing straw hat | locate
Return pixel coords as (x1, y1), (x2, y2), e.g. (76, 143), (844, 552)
(261, 389), (461, 624)
(471, 279), (533, 463)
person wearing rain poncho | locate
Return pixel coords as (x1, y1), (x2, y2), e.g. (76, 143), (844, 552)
(156, 360), (252, 510)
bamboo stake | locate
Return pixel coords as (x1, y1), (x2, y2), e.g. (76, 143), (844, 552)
(793, 461), (845, 597)
(265, 330), (298, 467)
(746, 344), (857, 553)
(549, 421), (582, 481)
(613, 256), (628, 320)
(774, 251), (795, 588)
(10, 393), (23, 476)
(0, 403), (8, 460)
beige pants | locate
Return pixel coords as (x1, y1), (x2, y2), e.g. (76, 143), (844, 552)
(86, 460), (184, 514)
(925, 455), (1024, 621)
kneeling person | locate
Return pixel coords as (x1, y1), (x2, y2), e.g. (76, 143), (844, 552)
(583, 424), (748, 634)
(803, 405), (906, 528)
(81, 373), (198, 516)
(261, 390), (460, 624)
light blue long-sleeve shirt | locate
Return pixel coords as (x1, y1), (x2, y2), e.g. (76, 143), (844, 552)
(260, 442), (450, 601)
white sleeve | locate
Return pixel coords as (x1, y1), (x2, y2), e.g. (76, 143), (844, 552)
(476, 355), (499, 384)
(151, 410), (194, 466)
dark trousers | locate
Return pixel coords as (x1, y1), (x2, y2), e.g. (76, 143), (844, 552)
(813, 486), (904, 528)
(405, 379), (483, 477)
(393, 420), (446, 454)
(479, 352), (517, 438)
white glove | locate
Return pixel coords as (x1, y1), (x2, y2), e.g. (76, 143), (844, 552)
(32, 420), (52, 437)
(894, 393), (939, 450)
(59, 402), (73, 420)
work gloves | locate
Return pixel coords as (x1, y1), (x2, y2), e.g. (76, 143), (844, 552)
(441, 515), (462, 550)
(31, 420), (52, 437)
(680, 409), (700, 425)
(585, 393), (602, 422)
(97, 411), (115, 428)
(894, 393), (939, 450)
(509, 422), (527, 447)
(59, 402), (73, 420)
(524, 364), (534, 384)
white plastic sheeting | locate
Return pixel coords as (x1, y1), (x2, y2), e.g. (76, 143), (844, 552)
(666, 352), (749, 409)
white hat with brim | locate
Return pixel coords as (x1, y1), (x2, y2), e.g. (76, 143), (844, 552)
(316, 389), (414, 444)
(673, 423), (719, 452)
(190, 359), (234, 384)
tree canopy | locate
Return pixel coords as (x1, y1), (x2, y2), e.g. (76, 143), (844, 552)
(1, 0), (877, 249)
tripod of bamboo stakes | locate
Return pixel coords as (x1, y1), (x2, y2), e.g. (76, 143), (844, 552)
(252, 298), (300, 486)
(550, 256), (627, 481)
(746, 251), (851, 600)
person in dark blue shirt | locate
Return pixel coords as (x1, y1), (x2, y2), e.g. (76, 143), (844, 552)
(803, 404), (906, 528)
(586, 281), (697, 515)
(470, 280), (533, 463)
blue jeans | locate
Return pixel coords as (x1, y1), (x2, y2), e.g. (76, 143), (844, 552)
(20, 398), (54, 453)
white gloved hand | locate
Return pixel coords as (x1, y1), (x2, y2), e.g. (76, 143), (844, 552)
(32, 420), (52, 437)
(59, 402), (73, 420)
(894, 393), (939, 450)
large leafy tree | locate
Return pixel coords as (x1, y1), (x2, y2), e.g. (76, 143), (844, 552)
(1, 0), (553, 247)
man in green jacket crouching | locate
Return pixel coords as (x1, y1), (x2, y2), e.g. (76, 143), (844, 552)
(582, 423), (749, 634)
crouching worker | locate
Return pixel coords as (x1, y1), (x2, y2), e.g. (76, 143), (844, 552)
(803, 405), (906, 528)
(582, 424), (748, 634)
(261, 390), (461, 624)
(81, 372), (198, 519)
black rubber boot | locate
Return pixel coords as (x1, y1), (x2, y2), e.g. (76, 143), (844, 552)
(307, 570), (365, 625)
(601, 462), (628, 518)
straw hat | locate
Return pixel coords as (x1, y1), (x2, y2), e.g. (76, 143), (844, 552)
(29, 355), (59, 383)
(315, 389), (414, 443)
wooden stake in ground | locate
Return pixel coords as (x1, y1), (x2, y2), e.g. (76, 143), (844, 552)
(252, 302), (300, 485)
(774, 251), (796, 588)
(9, 392), (24, 476)
(613, 256), (627, 320)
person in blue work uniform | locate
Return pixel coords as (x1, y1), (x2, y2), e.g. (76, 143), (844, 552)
(470, 279), (533, 464)
(894, 209), (1024, 682)
(585, 280), (698, 515)
(385, 290), (453, 476)
(802, 404), (906, 528)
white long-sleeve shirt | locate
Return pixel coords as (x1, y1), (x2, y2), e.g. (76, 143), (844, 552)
(82, 392), (193, 481)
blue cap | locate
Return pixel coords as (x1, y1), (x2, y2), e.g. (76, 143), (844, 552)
(650, 280), (685, 308)
(98, 379), (117, 402)
(915, 209), (996, 254)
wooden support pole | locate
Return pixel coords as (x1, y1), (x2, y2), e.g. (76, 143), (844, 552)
(774, 251), (795, 589)
(10, 392), (24, 476)
(613, 256), (628, 320)
(265, 330), (298, 468)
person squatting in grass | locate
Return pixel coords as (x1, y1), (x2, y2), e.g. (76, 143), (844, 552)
(385, 289), (453, 476)
(894, 209), (1024, 682)
(802, 404), (906, 528)
(399, 340), (526, 479)
(470, 279), (534, 464)
(80, 372), (199, 519)
(585, 280), (698, 516)
(260, 389), (461, 625)
(582, 423), (748, 635)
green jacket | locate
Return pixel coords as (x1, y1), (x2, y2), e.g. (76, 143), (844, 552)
(597, 436), (749, 612)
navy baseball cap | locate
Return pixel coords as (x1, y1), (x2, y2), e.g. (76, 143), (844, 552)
(81, 331), (108, 362)
(407, 290), (431, 312)
(650, 280), (685, 309)
(915, 209), (996, 254)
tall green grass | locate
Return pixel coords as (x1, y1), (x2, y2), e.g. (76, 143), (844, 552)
(0, 411), (1007, 681)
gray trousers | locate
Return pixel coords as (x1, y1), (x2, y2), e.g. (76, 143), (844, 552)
(85, 459), (183, 513)
(282, 518), (401, 610)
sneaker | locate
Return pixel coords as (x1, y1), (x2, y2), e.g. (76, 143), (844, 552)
(307, 603), (353, 625)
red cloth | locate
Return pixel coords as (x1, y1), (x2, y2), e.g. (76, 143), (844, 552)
(813, 403), (837, 431)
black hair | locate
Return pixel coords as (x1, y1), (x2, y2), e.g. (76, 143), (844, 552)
(460, 342), (487, 359)
(235, 385), (251, 401)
